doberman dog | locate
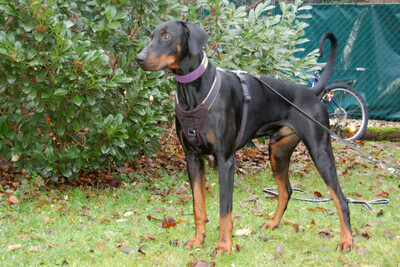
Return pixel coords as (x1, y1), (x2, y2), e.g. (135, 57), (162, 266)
(136, 20), (354, 255)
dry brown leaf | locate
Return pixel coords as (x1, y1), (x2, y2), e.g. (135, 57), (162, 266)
(5, 193), (19, 205)
(96, 241), (106, 251)
(44, 217), (56, 223)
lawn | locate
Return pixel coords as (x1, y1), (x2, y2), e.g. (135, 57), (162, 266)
(1, 141), (399, 266)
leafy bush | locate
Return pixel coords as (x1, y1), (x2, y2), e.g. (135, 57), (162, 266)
(0, 0), (186, 181)
(186, 0), (319, 85)
(0, 0), (318, 181)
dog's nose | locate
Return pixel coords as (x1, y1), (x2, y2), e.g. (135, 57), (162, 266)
(135, 52), (146, 66)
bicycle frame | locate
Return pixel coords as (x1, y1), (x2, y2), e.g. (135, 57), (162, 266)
(312, 71), (346, 118)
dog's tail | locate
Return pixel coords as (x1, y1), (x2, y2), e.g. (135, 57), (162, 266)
(310, 32), (337, 96)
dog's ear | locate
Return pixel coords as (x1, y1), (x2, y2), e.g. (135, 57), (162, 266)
(184, 21), (209, 55)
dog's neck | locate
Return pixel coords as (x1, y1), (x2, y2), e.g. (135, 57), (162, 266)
(175, 53), (217, 111)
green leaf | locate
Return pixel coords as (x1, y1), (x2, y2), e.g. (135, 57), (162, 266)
(0, 116), (10, 135)
(73, 94), (84, 106)
(35, 32), (45, 42)
(54, 88), (70, 96)
(21, 22), (35, 32)
(60, 166), (72, 178)
(22, 134), (32, 149)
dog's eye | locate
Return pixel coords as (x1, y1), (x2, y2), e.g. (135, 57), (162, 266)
(163, 34), (171, 41)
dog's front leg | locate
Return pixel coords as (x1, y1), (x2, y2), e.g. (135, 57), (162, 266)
(185, 153), (207, 250)
(211, 153), (236, 256)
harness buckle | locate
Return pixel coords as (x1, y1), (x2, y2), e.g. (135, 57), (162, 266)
(243, 91), (251, 102)
(187, 129), (196, 137)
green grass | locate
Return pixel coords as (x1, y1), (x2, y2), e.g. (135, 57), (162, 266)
(1, 141), (399, 266)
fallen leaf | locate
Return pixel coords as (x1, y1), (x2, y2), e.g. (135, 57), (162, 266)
(317, 246), (328, 251)
(96, 241), (106, 251)
(124, 211), (134, 217)
(44, 217), (56, 223)
(59, 205), (73, 212)
(147, 214), (162, 222)
(162, 216), (177, 229)
(30, 245), (42, 251)
(358, 247), (370, 257)
(5, 193), (19, 205)
(354, 226), (371, 239)
(8, 244), (22, 251)
(318, 230), (334, 239)
(179, 195), (192, 203)
(138, 244), (147, 256)
(120, 246), (134, 254)
(313, 190), (322, 198)
(78, 210), (91, 216)
(160, 189), (170, 197)
(293, 224), (300, 233)
(192, 260), (216, 267)
(362, 221), (383, 227)
(375, 190), (389, 198)
(175, 187), (186, 195)
(275, 245), (284, 257)
(143, 235), (156, 241)
(290, 181), (304, 187)
(307, 207), (327, 212)
(235, 228), (252, 236)
(251, 207), (265, 216)
(384, 231), (395, 239)
(244, 196), (259, 202)
(327, 209), (337, 215)
(372, 178), (385, 185)
(45, 228), (58, 235)
(264, 193), (278, 199)
(376, 209), (384, 217)
(235, 244), (241, 252)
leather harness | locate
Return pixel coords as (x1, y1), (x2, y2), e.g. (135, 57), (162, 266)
(174, 52), (251, 149)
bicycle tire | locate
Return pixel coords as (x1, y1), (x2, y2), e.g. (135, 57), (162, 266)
(320, 84), (368, 141)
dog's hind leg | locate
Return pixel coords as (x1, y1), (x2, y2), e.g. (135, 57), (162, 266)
(185, 153), (208, 250)
(261, 127), (300, 229)
(302, 131), (354, 252)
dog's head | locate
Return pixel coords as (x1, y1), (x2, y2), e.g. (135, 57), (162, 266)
(135, 20), (209, 72)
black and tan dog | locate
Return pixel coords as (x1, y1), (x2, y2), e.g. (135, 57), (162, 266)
(136, 20), (353, 255)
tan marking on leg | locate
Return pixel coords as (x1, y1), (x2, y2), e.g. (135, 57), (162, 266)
(328, 187), (354, 252)
(262, 133), (299, 229)
(212, 212), (233, 256)
(186, 173), (207, 249)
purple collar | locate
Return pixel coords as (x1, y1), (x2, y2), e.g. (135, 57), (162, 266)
(174, 50), (208, 83)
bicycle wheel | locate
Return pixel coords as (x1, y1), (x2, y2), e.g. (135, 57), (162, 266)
(320, 84), (368, 141)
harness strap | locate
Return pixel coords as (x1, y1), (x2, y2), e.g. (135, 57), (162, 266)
(234, 72), (251, 149)
(175, 72), (221, 146)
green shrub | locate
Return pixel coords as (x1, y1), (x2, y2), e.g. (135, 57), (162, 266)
(186, 0), (319, 85)
(0, 0), (186, 181)
(0, 0), (318, 181)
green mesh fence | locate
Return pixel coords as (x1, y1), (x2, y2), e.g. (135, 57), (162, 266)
(230, 1), (400, 121)
(297, 3), (400, 121)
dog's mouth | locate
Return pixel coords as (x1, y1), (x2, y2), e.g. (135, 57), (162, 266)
(136, 51), (179, 72)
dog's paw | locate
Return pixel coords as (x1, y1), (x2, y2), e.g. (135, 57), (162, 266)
(260, 221), (279, 230)
(185, 238), (205, 250)
(336, 240), (354, 253)
(210, 242), (231, 257)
